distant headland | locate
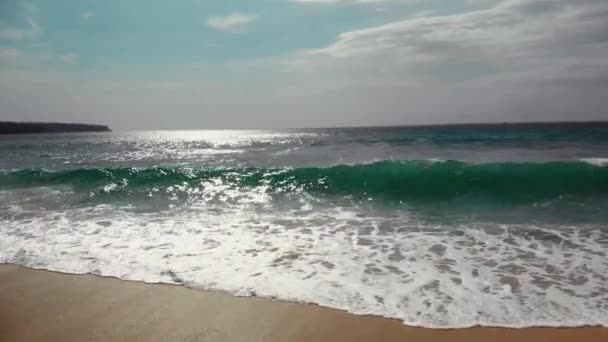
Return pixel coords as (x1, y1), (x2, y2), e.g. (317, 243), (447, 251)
(0, 121), (111, 135)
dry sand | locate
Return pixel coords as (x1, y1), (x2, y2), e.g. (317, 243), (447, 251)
(1, 264), (606, 342)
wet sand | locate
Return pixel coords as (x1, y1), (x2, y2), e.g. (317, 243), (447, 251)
(1, 264), (606, 342)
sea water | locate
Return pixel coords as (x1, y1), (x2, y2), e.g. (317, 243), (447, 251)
(1, 123), (608, 328)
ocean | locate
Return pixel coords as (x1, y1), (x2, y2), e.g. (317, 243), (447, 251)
(1, 123), (608, 328)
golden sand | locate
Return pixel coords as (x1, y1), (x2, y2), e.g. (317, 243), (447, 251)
(1, 265), (606, 342)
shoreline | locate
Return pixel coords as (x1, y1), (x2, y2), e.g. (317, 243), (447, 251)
(1, 264), (607, 342)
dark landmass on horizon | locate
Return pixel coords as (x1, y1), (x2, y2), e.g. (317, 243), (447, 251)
(0, 121), (111, 135)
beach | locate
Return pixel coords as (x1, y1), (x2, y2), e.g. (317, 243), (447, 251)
(3, 0), (608, 336)
(1, 264), (607, 342)
(2, 127), (608, 332)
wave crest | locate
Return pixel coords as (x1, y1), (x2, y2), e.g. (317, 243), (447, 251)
(2, 161), (608, 204)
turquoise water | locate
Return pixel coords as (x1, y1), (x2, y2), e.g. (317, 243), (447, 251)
(1, 123), (608, 327)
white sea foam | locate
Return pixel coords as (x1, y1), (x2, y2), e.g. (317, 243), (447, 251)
(1, 189), (608, 328)
(581, 158), (608, 166)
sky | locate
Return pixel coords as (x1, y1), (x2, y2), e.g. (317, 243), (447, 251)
(0, 0), (607, 130)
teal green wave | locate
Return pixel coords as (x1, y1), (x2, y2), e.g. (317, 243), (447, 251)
(2, 161), (607, 203)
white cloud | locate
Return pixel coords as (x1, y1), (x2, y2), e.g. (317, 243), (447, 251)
(0, 23), (26, 40)
(294, 0), (349, 3)
(0, 46), (54, 67)
(258, 0), (608, 126)
(206, 13), (257, 33)
(0, 2), (42, 41)
(22, 1), (42, 36)
(25, 15), (41, 36)
(2, 0), (608, 128)
(81, 11), (95, 19)
(301, 0), (608, 85)
(60, 53), (79, 64)
(294, 0), (414, 4)
(0, 47), (20, 61)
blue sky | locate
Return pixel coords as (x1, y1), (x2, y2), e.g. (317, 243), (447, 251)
(1, 0), (607, 129)
(1, 1), (478, 72)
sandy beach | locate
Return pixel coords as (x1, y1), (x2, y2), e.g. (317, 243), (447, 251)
(0, 265), (606, 342)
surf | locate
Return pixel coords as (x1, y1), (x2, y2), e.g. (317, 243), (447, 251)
(2, 160), (607, 203)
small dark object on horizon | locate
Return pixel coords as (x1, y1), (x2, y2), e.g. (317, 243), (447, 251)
(0, 121), (111, 135)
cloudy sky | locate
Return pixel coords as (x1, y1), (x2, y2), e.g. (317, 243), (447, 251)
(0, 0), (607, 130)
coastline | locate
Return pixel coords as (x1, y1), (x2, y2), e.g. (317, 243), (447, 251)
(1, 264), (606, 342)
(0, 121), (110, 135)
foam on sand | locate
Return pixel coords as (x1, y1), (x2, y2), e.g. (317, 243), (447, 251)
(1, 186), (607, 328)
